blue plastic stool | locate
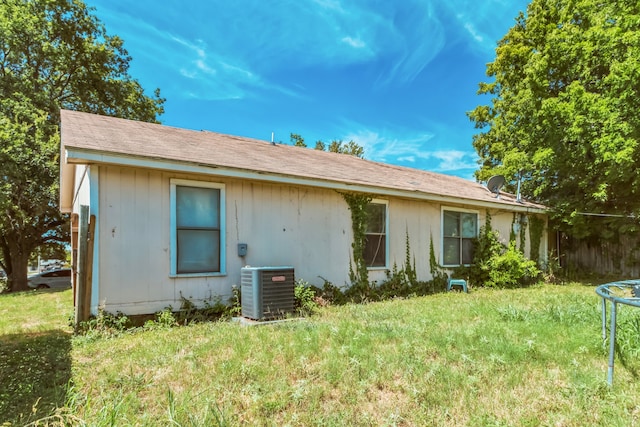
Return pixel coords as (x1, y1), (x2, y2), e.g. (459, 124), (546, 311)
(447, 278), (468, 293)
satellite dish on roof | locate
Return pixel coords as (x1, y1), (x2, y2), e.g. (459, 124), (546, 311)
(486, 175), (505, 198)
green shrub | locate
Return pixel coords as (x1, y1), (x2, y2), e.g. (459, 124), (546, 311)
(378, 263), (412, 299)
(464, 216), (505, 288)
(77, 309), (130, 338)
(228, 285), (242, 317)
(485, 242), (541, 289)
(317, 278), (347, 305)
(144, 308), (177, 330)
(174, 295), (228, 324)
(294, 279), (319, 316)
(429, 234), (448, 291)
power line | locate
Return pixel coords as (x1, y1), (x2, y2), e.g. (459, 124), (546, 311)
(573, 211), (636, 219)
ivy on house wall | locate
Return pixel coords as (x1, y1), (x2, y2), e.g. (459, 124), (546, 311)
(509, 213), (529, 253)
(528, 215), (545, 266)
(519, 214), (528, 253)
(404, 227), (417, 287)
(509, 213), (517, 244)
(429, 233), (448, 289)
(339, 192), (372, 291)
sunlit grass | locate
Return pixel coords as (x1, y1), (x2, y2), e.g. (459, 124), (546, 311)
(2, 283), (640, 425)
(0, 290), (73, 423)
(0, 289), (72, 335)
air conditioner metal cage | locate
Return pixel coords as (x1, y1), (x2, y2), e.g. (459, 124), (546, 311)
(241, 266), (295, 320)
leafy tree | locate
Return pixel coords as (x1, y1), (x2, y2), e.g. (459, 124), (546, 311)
(468, 0), (640, 239)
(290, 133), (306, 147)
(291, 133), (365, 158)
(326, 139), (365, 158)
(0, 0), (164, 291)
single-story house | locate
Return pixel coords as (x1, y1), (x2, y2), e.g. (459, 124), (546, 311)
(59, 109), (547, 316)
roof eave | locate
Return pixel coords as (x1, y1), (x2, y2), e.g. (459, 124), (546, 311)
(64, 146), (546, 214)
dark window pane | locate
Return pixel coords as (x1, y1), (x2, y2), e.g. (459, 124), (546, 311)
(443, 237), (460, 265)
(177, 230), (220, 273)
(366, 203), (386, 233)
(443, 211), (459, 237)
(364, 234), (386, 267)
(462, 238), (475, 264)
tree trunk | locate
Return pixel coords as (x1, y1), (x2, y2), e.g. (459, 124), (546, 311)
(2, 237), (31, 292)
(7, 249), (30, 292)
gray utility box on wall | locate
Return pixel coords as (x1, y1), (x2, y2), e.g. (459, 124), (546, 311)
(241, 266), (295, 320)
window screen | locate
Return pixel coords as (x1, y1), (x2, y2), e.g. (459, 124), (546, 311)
(176, 186), (221, 274)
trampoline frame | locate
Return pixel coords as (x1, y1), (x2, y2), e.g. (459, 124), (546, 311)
(595, 280), (640, 385)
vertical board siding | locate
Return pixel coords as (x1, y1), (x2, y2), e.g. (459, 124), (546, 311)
(384, 198), (440, 281)
(95, 167), (355, 314)
(90, 166), (549, 315)
(72, 165), (90, 211)
(232, 181), (352, 287)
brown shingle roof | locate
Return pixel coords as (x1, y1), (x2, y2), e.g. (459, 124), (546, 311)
(60, 109), (545, 211)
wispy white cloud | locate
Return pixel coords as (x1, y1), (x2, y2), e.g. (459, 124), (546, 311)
(341, 36), (366, 49)
(422, 150), (479, 172)
(87, 5), (305, 101)
(92, 0), (526, 99)
(339, 124), (477, 176)
(445, 0), (528, 54)
(463, 21), (484, 44)
(311, 0), (345, 12)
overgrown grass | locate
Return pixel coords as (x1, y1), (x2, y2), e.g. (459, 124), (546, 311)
(2, 283), (640, 425)
(0, 290), (72, 423)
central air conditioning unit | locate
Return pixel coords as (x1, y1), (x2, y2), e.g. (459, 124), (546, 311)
(241, 266), (295, 320)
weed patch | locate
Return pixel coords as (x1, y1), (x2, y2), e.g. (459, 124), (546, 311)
(3, 284), (640, 425)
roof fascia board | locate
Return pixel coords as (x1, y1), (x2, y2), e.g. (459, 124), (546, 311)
(64, 147), (545, 214)
(59, 150), (76, 213)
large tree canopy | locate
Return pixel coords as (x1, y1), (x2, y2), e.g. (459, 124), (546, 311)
(0, 0), (164, 291)
(468, 0), (640, 239)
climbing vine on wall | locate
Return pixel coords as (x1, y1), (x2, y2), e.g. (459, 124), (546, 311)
(510, 213), (529, 253)
(339, 192), (373, 290)
(404, 227), (417, 286)
(528, 215), (545, 266)
(519, 214), (528, 253)
(509, 213), (517, 244)
(429, 233), (447, 289)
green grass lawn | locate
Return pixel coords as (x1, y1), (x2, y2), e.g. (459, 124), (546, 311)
(1, 283), (640, 426)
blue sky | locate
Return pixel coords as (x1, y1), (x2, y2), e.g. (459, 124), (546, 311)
(84, 0), (529, 180)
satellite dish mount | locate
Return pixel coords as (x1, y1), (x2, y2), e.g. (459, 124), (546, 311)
(486, 175), (506, 199)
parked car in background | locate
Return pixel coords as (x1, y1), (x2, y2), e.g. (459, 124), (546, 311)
(27, 268), (72, 290)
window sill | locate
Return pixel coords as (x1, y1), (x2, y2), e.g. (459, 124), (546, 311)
(169, 272), (227, 278)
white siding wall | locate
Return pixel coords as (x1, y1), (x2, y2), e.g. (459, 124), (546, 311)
(87, 165), (548, 315)
(94, 166), (353, 315)
(376, 198), (441, 284)
(72, 165), (91, 212)
(488, 210), (548, 263)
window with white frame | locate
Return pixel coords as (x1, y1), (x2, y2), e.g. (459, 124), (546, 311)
(170, 179), (225, 275)
(442, 209), (478, 266)
(364, 201), (387, 267)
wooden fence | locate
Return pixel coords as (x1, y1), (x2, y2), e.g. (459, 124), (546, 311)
(558, 233), (640, 277)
